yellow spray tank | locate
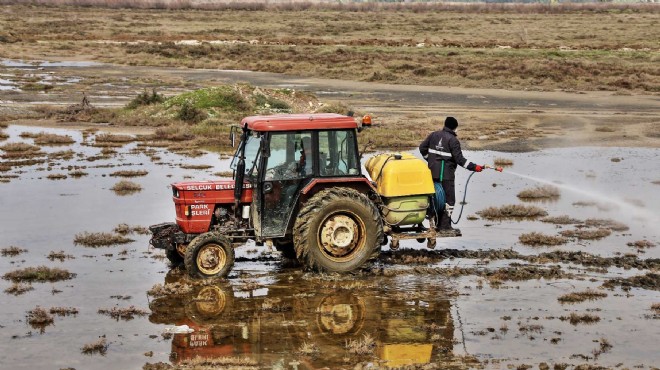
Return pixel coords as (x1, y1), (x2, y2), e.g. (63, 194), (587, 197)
(365, 153), (435, 226)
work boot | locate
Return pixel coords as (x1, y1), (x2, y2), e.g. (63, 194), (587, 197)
(436, 211), (461, 237)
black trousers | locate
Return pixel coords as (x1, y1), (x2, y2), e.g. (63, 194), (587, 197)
(437, 179), (455, 230)
(441, 179), (455, 207)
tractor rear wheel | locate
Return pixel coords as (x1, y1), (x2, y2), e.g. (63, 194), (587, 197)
(294, 188), (383, 272)
(184, 233), (235, 279)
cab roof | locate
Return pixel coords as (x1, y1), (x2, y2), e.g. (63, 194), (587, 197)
(241, 113), (358, 132)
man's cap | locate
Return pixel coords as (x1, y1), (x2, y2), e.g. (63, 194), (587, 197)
(444, 116), (458, 130)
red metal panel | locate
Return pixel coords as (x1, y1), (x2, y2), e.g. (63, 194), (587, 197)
(241, 113), (358, 132)
(172, 180), (254, 234)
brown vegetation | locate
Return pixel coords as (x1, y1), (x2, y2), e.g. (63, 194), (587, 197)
(518, 232), (567, 247)
(0, 4), (657, 96)
(97, 306), (149, 320)
(559, 313), (600, 325)
(4, 282), (34, 295)
(110, 180), (142, 195)
(541, 215), (582, 225)
(560, 228), (611, 240)
(95, 133), (135, 143)
(1, 246), (27, 257)
(558, 289), (607, 304)
(0, 142), (42, 159)
(345, 333), (376, 355)
(517, 185), (560, 200)
(81, 338), (108, 355)
(50, 307), (79, 316)
(109, 170), (148, 177)
(69, 170), (89, 177)
(493, 157), (514, 166)
(180, 164), (213, 170)
(476, 204), (548, 220)
(46, 173), (67, 180)
(113, 223), (149, 235)
(603, 272), (659, 291)
(74, 232), (134, 247)
(27, 306), (54, 327)
(32, 132), (75, 145)
(627, 240), (656, 250)
(3, 266), (76, 283)
(47, 250), (74, 261)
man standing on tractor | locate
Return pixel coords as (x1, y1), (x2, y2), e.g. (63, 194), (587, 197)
(419, 117), (483, 235)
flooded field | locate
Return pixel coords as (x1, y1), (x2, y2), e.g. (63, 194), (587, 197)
(1, 123), (658, 369)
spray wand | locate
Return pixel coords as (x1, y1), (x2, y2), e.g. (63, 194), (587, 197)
(451, 163), (503, 224)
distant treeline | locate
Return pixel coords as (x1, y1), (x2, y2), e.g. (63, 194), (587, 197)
(0, 0), (657, 13)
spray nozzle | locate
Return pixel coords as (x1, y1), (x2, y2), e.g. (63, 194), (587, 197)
(485, 164), (504, 172)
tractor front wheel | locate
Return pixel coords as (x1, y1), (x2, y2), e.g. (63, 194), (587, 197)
(184, 233), (235, 279)
(294, 188), (383, 272)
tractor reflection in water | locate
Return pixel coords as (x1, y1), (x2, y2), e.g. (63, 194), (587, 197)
(149, 270), (455, 368)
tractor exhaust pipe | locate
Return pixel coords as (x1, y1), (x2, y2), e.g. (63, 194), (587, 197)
(233, 124), (249, 216)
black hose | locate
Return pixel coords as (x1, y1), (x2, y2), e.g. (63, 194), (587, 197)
(451, 171), (476, 225)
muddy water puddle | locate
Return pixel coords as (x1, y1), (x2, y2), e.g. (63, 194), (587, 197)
(1, 124), (659, 369)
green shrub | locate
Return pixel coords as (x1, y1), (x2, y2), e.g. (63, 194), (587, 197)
(126, 89), (165, 109)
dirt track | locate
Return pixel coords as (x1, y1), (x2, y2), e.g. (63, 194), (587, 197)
(2, 62), (659, 151)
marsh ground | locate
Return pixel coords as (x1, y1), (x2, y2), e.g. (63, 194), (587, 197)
(0, 3), (659, 369)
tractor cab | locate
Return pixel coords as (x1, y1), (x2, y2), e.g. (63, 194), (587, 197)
(230, 114), (364, 240)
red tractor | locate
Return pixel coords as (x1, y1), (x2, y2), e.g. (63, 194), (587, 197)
(150, 113), (455, 278)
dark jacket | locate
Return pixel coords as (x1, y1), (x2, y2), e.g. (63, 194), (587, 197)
(419, 127), (475, 181)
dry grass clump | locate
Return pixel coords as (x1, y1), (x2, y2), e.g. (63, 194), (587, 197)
(584, 218), (629, 232)
(652, 303), (660, 313)
(110, 180), (142, 195)
(81, 338), (108, 355)
(50, 307), (79, 316)
(3, 266), (76, 283)
(109, 170), (148, 177)
(0, 142), (43, 159)
(95, 133), (135, 143)
(98, 306), (149, 320)
(476, 204), (548, 220)
(541, 215), (582, 225)
(558, 289), (608, 304)
(47, 250), (74, 261)
(46, 173), (67, 180)
(27, 306), (54, 327)
(0, 131), (8, 141)
(4, 282), (34, 295)
(113, 223), (149, 235)
(33, 133), (75, 145)
(69, 170), (88, 177)
(48, 149), (76, 160)
(180, 164), (213, 170)
(519, 232), (568, 247)
(147, 282), (193, 297)
(214, 171), (234, 177)
(0, 142), (40, 152)
(560, 313), (600, 325)
(493, 157), (514, 166)
(74, 232), (134, 247)
(345, 333), (376, 355)
(1, 246), (27, 257)
(560, 228), (611, 240)
(517, 185), (560, 200)
(627, 240), (656, 249)
(298, 341), (320, 356)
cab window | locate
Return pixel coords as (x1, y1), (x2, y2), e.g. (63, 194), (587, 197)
(318, 130), (359, 177)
